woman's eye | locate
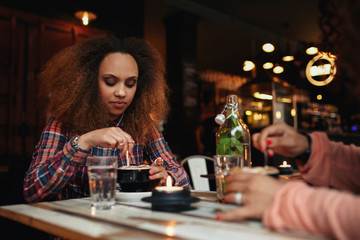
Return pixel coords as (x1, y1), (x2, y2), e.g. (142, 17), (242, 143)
(126, 82), (136, 88)
(126, 79), (137, 88)
(104, 78), (115, 86)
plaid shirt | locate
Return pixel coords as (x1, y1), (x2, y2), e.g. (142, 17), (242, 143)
(23, 117), (189, 202)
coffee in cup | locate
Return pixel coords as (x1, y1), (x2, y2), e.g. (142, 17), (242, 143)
(117, 165), (151, 192)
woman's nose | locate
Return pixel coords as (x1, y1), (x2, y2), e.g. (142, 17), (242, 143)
(114, 86), (126, 97)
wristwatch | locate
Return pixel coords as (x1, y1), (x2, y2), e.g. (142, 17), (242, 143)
(293, 133), (312, 164)
(70, 136), (82, 151)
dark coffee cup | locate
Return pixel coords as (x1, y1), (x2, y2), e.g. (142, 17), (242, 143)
(117, 165), (151, 192)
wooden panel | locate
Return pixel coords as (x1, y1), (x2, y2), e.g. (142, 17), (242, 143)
(0, 18), (12, 65)
(40, 26), (74, 65)
(0, 18), (12, 155)
(0, 6), (108, 157)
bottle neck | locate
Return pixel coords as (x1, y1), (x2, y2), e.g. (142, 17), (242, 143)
(225, 102), (239, 118)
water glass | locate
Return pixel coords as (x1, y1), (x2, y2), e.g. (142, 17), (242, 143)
(213, 155), (242, 202)
(87, 156), (117, 210)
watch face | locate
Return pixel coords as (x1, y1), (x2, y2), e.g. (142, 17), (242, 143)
(72, 136), (79, 150)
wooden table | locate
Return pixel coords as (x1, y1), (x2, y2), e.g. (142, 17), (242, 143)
(201, 171), (303, 180)
(0, 191), (327, 240)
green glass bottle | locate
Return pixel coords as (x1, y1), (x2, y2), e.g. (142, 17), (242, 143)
(215, 94), (251, 167)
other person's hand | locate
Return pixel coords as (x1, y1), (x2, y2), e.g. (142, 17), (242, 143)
(252, 122), (309, 158)
(216, 173), (285, 221)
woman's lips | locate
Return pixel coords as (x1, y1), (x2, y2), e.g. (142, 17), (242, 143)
(110, 101), (126, 108)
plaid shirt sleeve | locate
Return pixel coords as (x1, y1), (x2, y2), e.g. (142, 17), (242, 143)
(23, 118), (89, 202)
(145, 127), (190, 190)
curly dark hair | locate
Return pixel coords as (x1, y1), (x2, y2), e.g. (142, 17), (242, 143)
(39, 36), (169, 144)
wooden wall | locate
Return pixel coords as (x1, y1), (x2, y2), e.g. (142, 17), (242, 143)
(0, 6), (108, 158)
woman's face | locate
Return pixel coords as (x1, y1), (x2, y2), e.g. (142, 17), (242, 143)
(98, 52), (138, 121)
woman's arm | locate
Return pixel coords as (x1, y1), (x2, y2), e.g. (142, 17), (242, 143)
(299, 132), (360, 193)
(23, 118), (88, 202)
(218, 173), (360, 240)
(252, 122), (360, 192)
(263, 180), (360, 240)
(146, 127), (190, 189)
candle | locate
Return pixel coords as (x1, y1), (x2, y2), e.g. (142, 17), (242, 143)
(155, 176), (183, 192)
(142, 175), (195, 212)
(278, 161), (294, 175)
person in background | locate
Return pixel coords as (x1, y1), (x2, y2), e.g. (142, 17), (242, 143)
(217, 121), (360, 239)
(195, 93), (218, 156)
(216, 0), (360, 239)
(23, 36), (189, 202)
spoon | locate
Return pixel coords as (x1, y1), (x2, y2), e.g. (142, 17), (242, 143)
(264, 147), (269, 168)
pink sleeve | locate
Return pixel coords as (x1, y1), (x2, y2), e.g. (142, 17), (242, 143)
(297, 132), (360, 192)
(263, 181), (360, 240)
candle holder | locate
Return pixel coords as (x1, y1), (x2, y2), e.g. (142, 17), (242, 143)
(142, 189), (199, 212)
(277, 161), (294, 175)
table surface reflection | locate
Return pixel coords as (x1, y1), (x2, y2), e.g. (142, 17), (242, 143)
(0, 191), (327, 240)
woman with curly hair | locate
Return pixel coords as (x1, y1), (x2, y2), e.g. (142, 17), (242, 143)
(23, 36), (189, 202)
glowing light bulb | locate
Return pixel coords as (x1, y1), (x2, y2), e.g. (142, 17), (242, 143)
(262, 43), (275, 53)
(243, 60), (255, 71)
(282, 55), (294, 62)
(273, 65), (284, 74)
(306, 47), (318, 55)
(74, 11), (97, 26)
(263, 62), (274, 69)
(82, 12), (89, 25)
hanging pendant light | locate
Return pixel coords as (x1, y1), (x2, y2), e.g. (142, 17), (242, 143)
(75, 11), (97, 26)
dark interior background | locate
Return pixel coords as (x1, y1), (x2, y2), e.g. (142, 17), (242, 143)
(0, 0), (359, 207)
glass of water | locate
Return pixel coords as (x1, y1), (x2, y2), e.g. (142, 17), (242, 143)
(87, 156), (117, 210)
(213, 155), (242, 202)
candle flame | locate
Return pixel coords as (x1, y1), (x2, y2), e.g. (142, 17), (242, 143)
(166, 176), (172, 187)
(283, 161), (287, 166)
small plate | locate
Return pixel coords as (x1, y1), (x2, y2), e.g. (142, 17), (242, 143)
(116, 191), (152, 202)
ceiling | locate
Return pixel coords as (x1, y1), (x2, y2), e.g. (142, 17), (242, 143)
(0, 0), (323, 76)
(151, 0), (322, 75)
(0, 0), (322, 46)
(163, 0), (321, 43)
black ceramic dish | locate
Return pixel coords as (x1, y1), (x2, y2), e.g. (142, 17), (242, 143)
(142, 190), (200, 212)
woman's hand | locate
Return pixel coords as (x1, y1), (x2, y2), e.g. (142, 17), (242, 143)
(77, 127), (135, 154)
(216, 173), (285, 221)
(149, 157), (170, 185)
(252, 122), (309, 158)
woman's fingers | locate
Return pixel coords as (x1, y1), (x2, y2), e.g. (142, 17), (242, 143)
(216, 206), (255, 221)
(225, 173), (253, 190)
(223, 192), (245, 205)
(219, 174), (281, 222)
(107, 127), (135, 153)
(82, 127), (135, 154)
(150, 157), (164, 167)
(149, 166), (168, 183)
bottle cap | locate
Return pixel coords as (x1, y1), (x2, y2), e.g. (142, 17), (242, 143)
(215, 114), (225, 125)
